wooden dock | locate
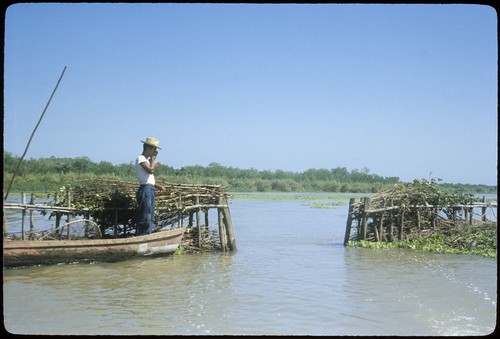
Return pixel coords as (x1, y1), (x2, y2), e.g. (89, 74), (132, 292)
(3, 180), (236, 253)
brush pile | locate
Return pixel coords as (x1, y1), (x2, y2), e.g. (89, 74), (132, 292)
(357, 179), (478, 212)
(349, 179), (487, 241)
(51, 179), (231, 252)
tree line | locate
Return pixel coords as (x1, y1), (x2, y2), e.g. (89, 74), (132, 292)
(3, 152), (496, 194)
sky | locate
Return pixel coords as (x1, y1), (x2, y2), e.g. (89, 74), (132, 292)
(3, 3), (498, 186)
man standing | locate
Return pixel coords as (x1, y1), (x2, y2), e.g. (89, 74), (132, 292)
(135, 137), (161, 236)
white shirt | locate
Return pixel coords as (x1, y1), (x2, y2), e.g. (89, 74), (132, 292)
(135, 154), (155, 185)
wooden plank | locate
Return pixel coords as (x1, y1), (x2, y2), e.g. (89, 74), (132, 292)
(343, 198), (355, 245)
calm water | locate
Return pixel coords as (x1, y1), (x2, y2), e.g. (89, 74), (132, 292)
(3, 193), (497, 335)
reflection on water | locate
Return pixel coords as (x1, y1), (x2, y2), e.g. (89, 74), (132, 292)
(3, 194), (497, 335)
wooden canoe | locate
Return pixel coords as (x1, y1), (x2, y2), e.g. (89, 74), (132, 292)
(3, 227), (186, 268)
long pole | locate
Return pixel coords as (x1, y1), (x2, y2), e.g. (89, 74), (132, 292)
(4, 66), (67, 201)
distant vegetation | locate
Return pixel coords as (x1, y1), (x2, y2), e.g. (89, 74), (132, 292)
(3, 152), (497, 194)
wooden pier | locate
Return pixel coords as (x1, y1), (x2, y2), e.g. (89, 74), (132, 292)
(3, 179), (236, 253)
(344, 195), (497, 245)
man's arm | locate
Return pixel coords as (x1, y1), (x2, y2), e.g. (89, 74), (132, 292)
(140, 154), (160, 174)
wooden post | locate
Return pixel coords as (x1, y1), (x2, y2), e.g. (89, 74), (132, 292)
(66, 190), (71, 239)
(196, 196), (201, 246)
(343, 198), (355, 246)
(29, 193), (35, 239)
(53, 192), (59, 236)
(177, 194), (183, 227)
(378, 213), (384, 242)
(373, 216), (380, 242)
(361, 197), (370, 241)
(481, 196), (487, 222)
(217, 198), (228, 252)
(378, 198), (385, 242)
(221, 196), (236, 251)
(389, 199), (394, 242)
(355, 198), (362, 240)
(21, 192), (26, 240)
(399, 209), (405, 240)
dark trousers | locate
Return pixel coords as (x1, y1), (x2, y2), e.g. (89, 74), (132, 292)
(136, 184), (155, 236)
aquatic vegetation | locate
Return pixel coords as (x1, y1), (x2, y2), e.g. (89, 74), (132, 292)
(232, 193), (360, 201)
(302, 201), (345, 208)
(174, 246), (185, 255)
(348, 221), (497, 258)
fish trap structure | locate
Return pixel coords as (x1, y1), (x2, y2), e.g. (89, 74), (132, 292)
(343, 181), (497, 245)
(4, 179), (236, 253)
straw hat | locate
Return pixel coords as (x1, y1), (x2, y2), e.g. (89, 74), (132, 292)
(140, 137), (161, 149)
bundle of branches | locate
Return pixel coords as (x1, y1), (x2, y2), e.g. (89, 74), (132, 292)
(352, 180), (482, 240)
(50, 179), (231, 240)
(357, 179), (478, 211)
(49, 179), (138, 236)
(154, 181), (231, 230)
(181, 226), (221, 254)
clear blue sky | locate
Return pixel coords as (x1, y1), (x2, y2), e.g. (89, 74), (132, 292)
(3, 3), (498, 185)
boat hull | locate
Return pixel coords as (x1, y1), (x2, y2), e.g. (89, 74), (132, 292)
(3, 227), (186, 268)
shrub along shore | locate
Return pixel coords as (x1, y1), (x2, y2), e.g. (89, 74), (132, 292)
(3, 153), (496, 194)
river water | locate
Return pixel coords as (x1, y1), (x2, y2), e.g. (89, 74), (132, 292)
(3, 193), (497, 335)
